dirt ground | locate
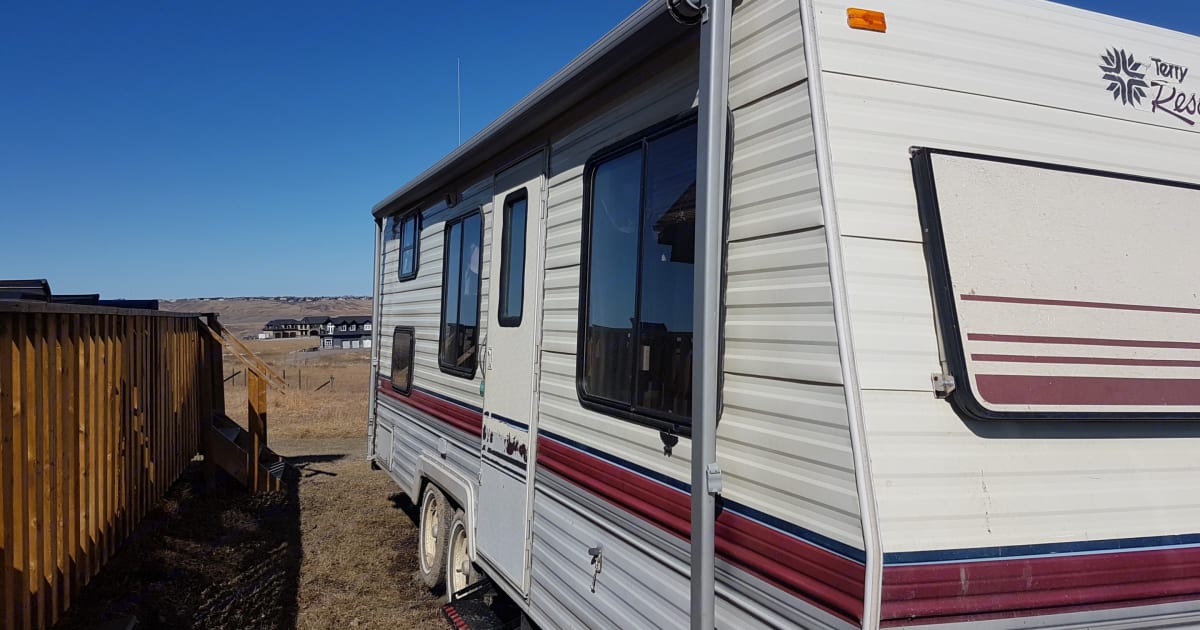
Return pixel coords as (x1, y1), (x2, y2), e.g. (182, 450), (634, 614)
(277, 438), (445, 630)
(53, 339), (447, 629)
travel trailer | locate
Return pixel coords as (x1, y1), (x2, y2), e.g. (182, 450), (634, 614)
(365, 0), (1200, 627)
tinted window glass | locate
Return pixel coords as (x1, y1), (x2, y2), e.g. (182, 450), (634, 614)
(638, 126), (696, 417)
(399, 214), (419, 280)
(499, 192), (528, 326)
(391, 327), (415, 394)
(579, 119), (698, 427)
(582, 149), (642, 406)
(439, 212), (481, 377)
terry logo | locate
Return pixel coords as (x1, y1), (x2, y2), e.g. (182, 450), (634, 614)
(1099, 47), (1198, 126)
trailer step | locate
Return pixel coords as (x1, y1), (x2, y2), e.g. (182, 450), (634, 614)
(441, 577), (523, 630)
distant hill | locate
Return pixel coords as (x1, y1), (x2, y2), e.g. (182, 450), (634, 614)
(161, 296), (372, 338)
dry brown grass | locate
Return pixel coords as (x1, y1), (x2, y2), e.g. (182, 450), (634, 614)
(273, 438), (444, 630)
(223, 338), (372, 440)
(161, 297), (372, 338)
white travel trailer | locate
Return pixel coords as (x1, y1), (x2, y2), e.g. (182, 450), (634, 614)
(365, 0), (1200, 628)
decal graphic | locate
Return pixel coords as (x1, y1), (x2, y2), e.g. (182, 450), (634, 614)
(1099, 48), (1148, 106)
(1100, 47), (1197, 126)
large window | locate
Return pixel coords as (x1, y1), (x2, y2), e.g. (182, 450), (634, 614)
(397, 213), (420, 281)
(498, 190), (528, 327)
(391, 326), (415, 394)
(578, 118), (697, 431)
(439, 211), (483, 378)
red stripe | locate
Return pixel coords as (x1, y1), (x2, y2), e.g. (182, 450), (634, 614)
(538, 435), (865, 623)
(968, 333), (1200, 350)
(975, 374), (1200, 406)
(377, 379), (482, 436)
(881, 547), (1200, 625)
(959, 294), (1200, 316)
(971, 354), (1200, 368)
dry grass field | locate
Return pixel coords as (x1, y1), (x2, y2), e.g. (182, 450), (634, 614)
(222, 338), (372, 440)
(161, 297), (373, 338)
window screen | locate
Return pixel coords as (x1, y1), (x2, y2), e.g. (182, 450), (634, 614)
(579, 119), (697, 430)
(398, 213), (420, 281)
(391, 326), (415, 394)
(439, 211), (482, 378)
(498, 190), (528, 327)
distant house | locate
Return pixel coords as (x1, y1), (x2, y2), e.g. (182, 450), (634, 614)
(319, 315), (372, 349)
(261, 315), (372, 348)
(262, 319), (305, 338)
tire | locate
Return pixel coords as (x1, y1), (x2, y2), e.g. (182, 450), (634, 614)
(418, 484), (451, 591)
(445, 509), (477, 600)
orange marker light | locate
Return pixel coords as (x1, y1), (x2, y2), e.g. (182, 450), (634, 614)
(847, 8), (887, 32)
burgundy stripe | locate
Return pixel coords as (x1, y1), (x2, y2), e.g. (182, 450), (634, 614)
(538, 436), (865, 624)
(976, 374), (1200, 406)
(972, 354), (1200, 368)
(960, 294), (1200, 316)
(881, 546), (1200, 625)
(968, 333), (1200, 351)
(377, 379), (482, 436)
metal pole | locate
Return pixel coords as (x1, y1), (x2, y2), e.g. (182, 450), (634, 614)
(691, 1), (731, 628)
(366, 216), (384, 460)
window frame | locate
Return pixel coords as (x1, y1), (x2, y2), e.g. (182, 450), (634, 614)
(390, 326), (416, 395)
(438, 209), (484, 379)
(497, 188), (529, 328)
(397, 212), (421, 282)
(575, 112), (702, 436)
(913, 146), (1200, 423)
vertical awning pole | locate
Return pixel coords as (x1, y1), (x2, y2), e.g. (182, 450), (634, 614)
(367, 217), (384, 459)
(691, 0), (732, 628)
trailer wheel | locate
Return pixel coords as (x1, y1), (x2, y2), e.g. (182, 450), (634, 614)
(446, 509), (477, 600)
(418, 484), (450, 591)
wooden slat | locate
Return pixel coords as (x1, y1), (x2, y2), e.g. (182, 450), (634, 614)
(44, 313), (59, 625)
(0, 313), (18, 629)
(86, 314), (98, 583)
(12, 314), (29, 630)
(27, 313), (45, 628)
(0, 310), (239, 627)
(60, 314), (76, 612)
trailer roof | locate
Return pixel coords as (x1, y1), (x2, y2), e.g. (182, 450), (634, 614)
(372, 1), (685, 218)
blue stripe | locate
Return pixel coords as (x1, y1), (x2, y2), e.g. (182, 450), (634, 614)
(489, 413), (529, 431)
(885, 533), (1200, 565)
(538, 429), (867, 564)
(413, 385), (483, 413)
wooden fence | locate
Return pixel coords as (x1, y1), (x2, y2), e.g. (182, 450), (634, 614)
(0, 302), (224, 629)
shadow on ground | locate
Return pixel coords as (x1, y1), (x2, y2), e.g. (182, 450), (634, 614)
(53, 463), (303, 630)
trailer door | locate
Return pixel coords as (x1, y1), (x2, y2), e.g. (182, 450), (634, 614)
(476, 151), (546, 595)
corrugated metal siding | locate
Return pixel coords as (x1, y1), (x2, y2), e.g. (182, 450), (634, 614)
(379, 178), (494, 412)
(374, 398), (480, 500)
(529, 0), (864, 626)
(529, 472), (858, 630)
(816, 13), (1200, 555)
(810, 0), (1200, 138)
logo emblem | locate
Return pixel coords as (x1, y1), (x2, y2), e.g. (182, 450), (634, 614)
(1099, 48), (1149, 107)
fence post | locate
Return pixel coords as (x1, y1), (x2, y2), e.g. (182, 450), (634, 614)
(247, 371), (267, 492)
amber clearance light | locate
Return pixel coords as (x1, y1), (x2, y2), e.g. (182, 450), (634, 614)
(847, 7), (887, 32)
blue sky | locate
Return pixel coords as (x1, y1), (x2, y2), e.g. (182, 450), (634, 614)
(1, 1), (1195, 298)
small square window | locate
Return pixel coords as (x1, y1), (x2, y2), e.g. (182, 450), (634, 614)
(391, 326), (415, 394)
